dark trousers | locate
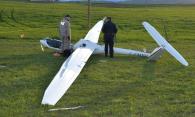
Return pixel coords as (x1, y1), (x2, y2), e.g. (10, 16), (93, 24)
(105, 40), (114, 58)
(63, 49), (72, 57)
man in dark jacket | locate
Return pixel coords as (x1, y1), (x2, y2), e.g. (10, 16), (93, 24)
(102, 17), (118, 58)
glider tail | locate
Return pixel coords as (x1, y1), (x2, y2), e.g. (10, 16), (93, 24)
(148, 47), (164, 61)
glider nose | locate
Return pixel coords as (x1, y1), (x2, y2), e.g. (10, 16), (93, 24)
(40, 40), (47, 47)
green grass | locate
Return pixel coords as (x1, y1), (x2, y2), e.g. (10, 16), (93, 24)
(0, 1), (195, 116)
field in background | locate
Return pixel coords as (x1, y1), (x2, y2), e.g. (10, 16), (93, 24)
(0, 0), (195, 116)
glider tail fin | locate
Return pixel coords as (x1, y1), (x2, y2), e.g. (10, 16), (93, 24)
(148, 47), (164, 61)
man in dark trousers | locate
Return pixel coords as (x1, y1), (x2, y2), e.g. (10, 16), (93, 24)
(53, 15), (72, 57)
(59, 15), (72, 56)
(102, 17), (118, 58)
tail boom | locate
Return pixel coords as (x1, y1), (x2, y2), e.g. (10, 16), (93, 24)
(93, 45), (150, 57)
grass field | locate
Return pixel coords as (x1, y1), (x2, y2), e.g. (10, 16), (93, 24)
(0, 0), (195, 116)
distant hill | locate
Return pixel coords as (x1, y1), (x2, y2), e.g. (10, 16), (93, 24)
(127, 0), (195, 4)
(58, 0), (195, 4)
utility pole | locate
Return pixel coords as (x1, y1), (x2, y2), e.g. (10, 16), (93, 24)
(145, 0), (148, 7)
(87, 0), (91, 29)
(0, 10), (3, 22)
(162, 19), (169, 40)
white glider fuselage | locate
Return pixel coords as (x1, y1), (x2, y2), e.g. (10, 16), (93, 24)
(40, 38), (150, 58)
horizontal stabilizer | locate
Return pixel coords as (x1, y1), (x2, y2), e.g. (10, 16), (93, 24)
(143, 22), (189, 66)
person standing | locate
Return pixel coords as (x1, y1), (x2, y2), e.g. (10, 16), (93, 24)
(102, 17), (118, 58)
(58, 15), (72, 57)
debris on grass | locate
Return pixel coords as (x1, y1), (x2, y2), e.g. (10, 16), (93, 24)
(0, 65), (7, 68)
(99, 60), (107, 63)
(20, 33), (25, 39)
(48, 105), (86, 111)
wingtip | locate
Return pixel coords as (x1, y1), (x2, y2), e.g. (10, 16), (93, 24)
(102, 17), (107, 21)
(41, 101), (56, 106)
(142, 21), (148, 26)
(41, 97), (56, 106)
(183, 61), (189, 67)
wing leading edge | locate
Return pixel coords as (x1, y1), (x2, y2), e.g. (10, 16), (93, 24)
(84, 20), (104, 43)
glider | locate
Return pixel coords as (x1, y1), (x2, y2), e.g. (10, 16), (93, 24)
(40, 18), (189, 105)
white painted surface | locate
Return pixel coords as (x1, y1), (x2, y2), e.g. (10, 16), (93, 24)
(93, 45), (150, 57)
(84, 20), (104, 43)
(42, 46), (95, 105)
(143, 21), (189, 66)
(42, 19), (104, 105)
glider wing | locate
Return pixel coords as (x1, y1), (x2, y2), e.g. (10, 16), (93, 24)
(42, 19), (104, 105)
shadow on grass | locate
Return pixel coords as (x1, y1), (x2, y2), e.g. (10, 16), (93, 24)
(142, 60), (156, 81)
(0, 69), (59, 115)
(88, 54), (146, 64)
(80, 79), (144, 114)
(0, 9), (36, 28)
(13, 18), (36, 28)
(77, 55), (152, 112)
(0, 53), (67, 114)
(0, 53), (65, 88)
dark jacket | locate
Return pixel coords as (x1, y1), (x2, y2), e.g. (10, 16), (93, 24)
(102, 21), (118, 41)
